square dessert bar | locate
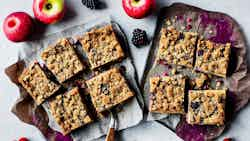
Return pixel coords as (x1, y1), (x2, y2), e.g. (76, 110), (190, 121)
(41, 38), (85, 83)
(149, 75), (186, 114)
(157, 28), (198, 68)
(86, 68), (134, 112)
(79, 25), (125, 69)
(187, 90), (226, 126)
(194, 39), (231, 77)
(49, 87), (92, 135)
(18, 62), (60, 105)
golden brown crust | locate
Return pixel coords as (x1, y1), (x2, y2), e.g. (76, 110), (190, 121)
(49, 87), (92, 135)
(79, 25), (125, 69)
(149, 75), (186, 114)
(86, 68), (134, 112)
(157, 28), (198, 68)
(18, 62), (60, 105)
(194, 39), (231, 77)
(41, 38), (84, 83)
(186, 90), (226, 126)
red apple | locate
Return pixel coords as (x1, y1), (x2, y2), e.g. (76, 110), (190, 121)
(3, 12), (34, 42)
(122, 0), (155, 19)
(33, 0), (65, 24)
(18, 137), (29, 141)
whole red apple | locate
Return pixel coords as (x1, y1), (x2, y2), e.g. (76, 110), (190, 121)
(33, 0), (65, 24)
(18, 137), (29, 141)
(122, 0), (155, 19)
(3, 12), (34, 42)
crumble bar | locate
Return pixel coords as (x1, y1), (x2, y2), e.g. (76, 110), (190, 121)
(49, 87), (92, 135)
(194, 39), (231, 77)
(79, 25), (125, 69)
(18, 62), (60, 105)
(86, 68), (134, 112)
(149, 75), (186, 114)
(187, 90), (226, 126)
(41, 38), (84, 83)
(157, 28), (198, 68)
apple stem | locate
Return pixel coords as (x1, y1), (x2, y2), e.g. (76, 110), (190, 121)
(45, 3), (52, 10)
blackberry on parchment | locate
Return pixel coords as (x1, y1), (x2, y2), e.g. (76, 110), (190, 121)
(82, 0), (99, 9)
(131, 28), (149, 47)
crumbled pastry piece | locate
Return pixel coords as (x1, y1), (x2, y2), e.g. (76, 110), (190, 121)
(177, 66), (183, 69)
(187, 90), (226, 126)
(193, 73), (208, 89)
(194, 39), (231, 77)
(166, 19), (172, 26)
(41, 38), (85, 83)
(215, 80), (224, 90)
(49, 87), (92, 135)
(86, 68), (134, 112)
(171, 68), (177, 75)
(18, 62), (60, 105)
(79, 25), (125, 69)
(149, 75), (186, 114)
(157, 28), (198, 68)
(216, 81), (222, 89)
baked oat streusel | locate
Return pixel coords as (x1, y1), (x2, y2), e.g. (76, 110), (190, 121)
(86, 68), (134, 112)
(41, 38), (85, 83)
(194, 39), (231, 77)
(79, 25), (125, 69)
(18, 62), (60, 105)
(189, 72), (210, 90)
(157, 28), (198, 68)
(49, 87), (92, 135)
(149, 75), (186, 114)
(187, 90), (226, 126)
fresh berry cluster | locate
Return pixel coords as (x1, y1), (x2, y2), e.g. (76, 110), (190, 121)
(82, 0), (99, 9)
(131, 28), (149, 47)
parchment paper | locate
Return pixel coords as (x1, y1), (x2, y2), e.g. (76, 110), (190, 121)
(141, 3), (250, 140)
(5, 16), (144, 141)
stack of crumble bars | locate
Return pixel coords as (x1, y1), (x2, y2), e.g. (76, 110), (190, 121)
(18, 25), (134, 135)
(149, 23), (230, 126)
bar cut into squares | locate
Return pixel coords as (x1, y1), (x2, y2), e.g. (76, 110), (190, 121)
(187, 90), (226, 126)
(86, 68), (134, 112)
(149, 75), (186, 114)
(157, 28), (198, 68)
(49, 87), (92, 135)
(194, 39), (231, 77)
(41, 38), (85, 83)
(18, 62), (60, 105)
(79, 25), (125, 69)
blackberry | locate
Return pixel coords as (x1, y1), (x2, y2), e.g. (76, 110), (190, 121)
(191, 101), (200, 109)
(198, 50), (204, 56)
(178, 32), (185, 40)
(82, 0), (99, 9)
(131, 28), (149, 47)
